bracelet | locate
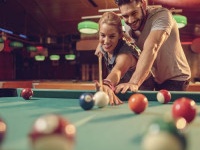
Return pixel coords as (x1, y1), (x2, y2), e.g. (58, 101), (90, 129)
(103, 79), (115, 91)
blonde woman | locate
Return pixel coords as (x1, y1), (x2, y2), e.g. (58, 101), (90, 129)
(95, 11), (154, 105)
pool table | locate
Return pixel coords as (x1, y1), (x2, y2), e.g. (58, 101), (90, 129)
(0, 88), (200, 150)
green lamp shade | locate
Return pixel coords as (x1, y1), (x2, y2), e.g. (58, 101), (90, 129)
(27, 46), (37, 51)
(65, 54), (76, 60)
(121, 19), (125, 31)
(50, 55), (60, 61)
(0, 38), (4, 43)
(78, 21), (99, 34)
(10, 41), (23, 48)
(173, 15), (187, 28)
(35, 55), (45, 61)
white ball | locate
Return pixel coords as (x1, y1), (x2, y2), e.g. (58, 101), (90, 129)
(156, 90), (171, 104)
(93, 91), (109, 108)
(142, 131), (184, 150)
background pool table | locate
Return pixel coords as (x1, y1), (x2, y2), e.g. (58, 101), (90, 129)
(0, 89), (200, 150)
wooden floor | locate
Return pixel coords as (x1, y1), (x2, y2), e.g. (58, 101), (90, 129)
(0, 80), (200, 91)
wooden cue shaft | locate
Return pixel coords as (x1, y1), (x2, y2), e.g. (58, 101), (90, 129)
(98, 54), (103, 90)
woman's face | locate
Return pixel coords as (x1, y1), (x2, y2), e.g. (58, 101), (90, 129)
(99, 23), (122, 53)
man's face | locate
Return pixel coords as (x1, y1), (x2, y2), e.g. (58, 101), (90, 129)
(119, 1), (144, 31)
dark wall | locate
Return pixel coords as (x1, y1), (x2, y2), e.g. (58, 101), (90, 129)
(0, 49), (100, 81)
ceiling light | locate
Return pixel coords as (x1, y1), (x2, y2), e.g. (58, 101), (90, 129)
(10, 41), (24, 48)
(50, 55), (60, 61)
(78, 21), (99, 34)
(27, 46), (37, 51)
(65, 54), (76, 60)
(173, 14), (187, 28)
(35, 55), (45, 61)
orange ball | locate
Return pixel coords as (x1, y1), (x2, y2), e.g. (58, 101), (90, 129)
(128, 93), (148, 114)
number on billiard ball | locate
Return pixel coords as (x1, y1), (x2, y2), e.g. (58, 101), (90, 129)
(29, 114), (76, 150)
(21, 88), (33, 100)
(79, 93), (94, 110)
(172, 97), (197, 124)
(128, 93), (148, 114)
(156, 89), (171, 104)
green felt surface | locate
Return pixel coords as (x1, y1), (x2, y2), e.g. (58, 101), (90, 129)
(0, 89), (199, 150)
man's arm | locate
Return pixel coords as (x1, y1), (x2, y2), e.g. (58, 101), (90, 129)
(115, 30), (169, 93)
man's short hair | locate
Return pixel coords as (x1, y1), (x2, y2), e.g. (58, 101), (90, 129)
(115, 0), (141, 6)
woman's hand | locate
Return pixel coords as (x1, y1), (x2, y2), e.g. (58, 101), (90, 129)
(94, 80), (123, 105)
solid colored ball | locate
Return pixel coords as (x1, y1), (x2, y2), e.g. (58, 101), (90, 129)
(79, 93), (94, 110)
(156, 89), (171, 104)
(142, 118), (187, 150)
(93, 91), (109, 108)
(0, 118), (7, 145)
(172, 97), (197, 123)
(128, 93), (148, 114)
(21, 88), (33, 100)
(29, 114), (76, 150)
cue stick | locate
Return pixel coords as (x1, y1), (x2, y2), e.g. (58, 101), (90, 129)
(98, 53), (103, 91)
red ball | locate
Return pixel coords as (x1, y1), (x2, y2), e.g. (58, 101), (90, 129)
(172, 97), (197, 123)
(156, 89), (171, 104)
(21, 88), (33, 100)
(128, 93), (148, 114)
(29, 114), (76, 150)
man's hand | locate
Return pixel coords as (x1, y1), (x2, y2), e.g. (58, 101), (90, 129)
(115, 83), (139, 94)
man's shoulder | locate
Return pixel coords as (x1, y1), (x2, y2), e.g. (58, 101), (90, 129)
(148, 7), (170, 18)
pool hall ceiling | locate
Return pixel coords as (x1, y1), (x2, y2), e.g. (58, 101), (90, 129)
(0, 0), (200, 43)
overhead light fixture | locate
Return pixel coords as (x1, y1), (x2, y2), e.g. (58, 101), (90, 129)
(50, 54), (60, 61)
(65, 54), (76, 60)
(27, 46), (37, 51)
(78, 21), (99, 34)
(173, 14), (187, 28)
(9, 41), (24, 48)
(35, 55), (45, 61)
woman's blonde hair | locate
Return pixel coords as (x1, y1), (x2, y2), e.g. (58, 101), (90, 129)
(98, 11), (123, 34)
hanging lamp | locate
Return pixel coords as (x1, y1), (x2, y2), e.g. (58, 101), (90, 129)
(78, 21), (99, 34)
(50, 55), (60, 61)
(173, 14), (187, 28)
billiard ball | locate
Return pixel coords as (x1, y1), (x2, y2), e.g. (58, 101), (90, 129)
(156, 89), (171, 104)
(128, 93), (148, 114)
(142, 118), (187, 150)
(29, 114), (76, 150)
(93, 91), (109, 108)
(0, 117), (7, 145)
(172, 97), (197, 124)
(79, 93), (94, 110)
(21, 88), (33, 100)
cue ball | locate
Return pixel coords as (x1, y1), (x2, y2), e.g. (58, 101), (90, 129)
(21, 88), (33, 100)
(79, 93), (94, 110)
(29, 114), (76, 150)
(93, 91), (109, 108)
(0, 117), (7, 145)
(156, 89), (171, 104)
(172, 97), (197, 123)
(128, 93), (148, 114)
